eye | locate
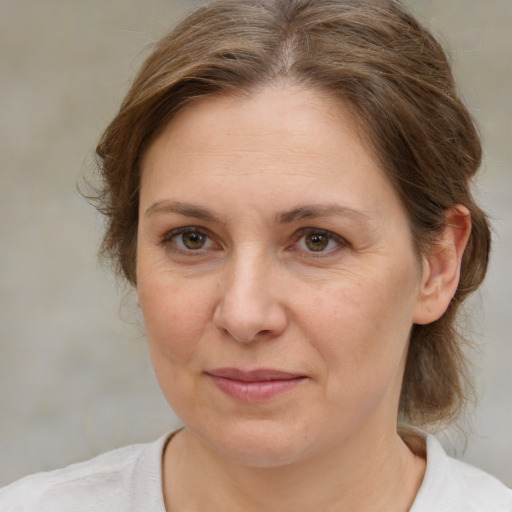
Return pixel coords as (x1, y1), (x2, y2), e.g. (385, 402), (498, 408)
(163, 227), (215, 252)
(294, 229), (346, 254)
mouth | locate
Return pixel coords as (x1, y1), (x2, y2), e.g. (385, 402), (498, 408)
(206, 368), (307, 403)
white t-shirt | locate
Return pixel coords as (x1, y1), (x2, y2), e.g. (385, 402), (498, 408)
(1, 432), (511, 511)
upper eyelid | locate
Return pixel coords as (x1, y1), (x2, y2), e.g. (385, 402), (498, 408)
(159, 225), (348, 252)
(293, 227), (348, 244)
(286, 228), (349, 258)
(162, 225), (212, 241)
(160, 226), (218, 252)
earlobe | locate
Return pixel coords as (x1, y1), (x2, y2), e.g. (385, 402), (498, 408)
(413, 205), (472, 325)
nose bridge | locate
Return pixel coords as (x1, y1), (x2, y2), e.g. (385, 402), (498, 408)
(214, 245), (287, 342)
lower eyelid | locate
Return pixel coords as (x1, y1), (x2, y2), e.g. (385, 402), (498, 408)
(160, 227), (224, 255)
(287, 229), (348, 256)
(159, 227), (347, 255)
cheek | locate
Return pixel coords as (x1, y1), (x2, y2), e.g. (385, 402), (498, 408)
(137, 269), (216, 368)
(298, 266), (419, 388)
(137, 271), (220, 419)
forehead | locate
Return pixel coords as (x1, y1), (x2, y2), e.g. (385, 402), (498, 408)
(143, 85), (378, 172)
(140, 84), (402, 220)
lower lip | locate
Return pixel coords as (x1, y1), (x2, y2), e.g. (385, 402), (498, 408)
(209, 375), (305, 403)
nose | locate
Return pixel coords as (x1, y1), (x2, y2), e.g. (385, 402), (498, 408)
(213, 254), (288, 343)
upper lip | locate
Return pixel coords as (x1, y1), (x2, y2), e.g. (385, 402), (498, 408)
(207, 368), (305, 382)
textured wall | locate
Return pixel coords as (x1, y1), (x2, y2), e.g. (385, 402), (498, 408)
(1, 0), (511, 487)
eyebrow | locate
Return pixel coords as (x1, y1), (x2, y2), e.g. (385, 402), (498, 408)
(145, 200), (223, 222)
(145, 200), (372, 226)
(274, 204), (371, 225)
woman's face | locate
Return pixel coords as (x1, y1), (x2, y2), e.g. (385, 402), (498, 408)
(137, 85), (428, 467)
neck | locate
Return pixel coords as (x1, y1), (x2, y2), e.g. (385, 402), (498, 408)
(163, 424), (425, 512)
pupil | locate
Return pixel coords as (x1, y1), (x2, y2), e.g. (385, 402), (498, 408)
(306, 233), (328, 251)
(184, 232), (205, 249)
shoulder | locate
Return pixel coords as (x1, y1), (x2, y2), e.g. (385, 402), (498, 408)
(0, 434), (171, 512)
(411, 432), (512, 512)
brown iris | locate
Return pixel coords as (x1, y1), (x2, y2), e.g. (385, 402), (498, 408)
(182, 231), (207, 250)
(305, 232), (329, 252)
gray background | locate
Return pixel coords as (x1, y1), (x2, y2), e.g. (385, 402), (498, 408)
(1, 0), (511, 487)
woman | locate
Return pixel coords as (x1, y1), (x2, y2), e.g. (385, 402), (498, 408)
(1, 0), (511, 510)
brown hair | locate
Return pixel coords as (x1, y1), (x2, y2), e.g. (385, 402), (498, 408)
(94, 0), (491, 426)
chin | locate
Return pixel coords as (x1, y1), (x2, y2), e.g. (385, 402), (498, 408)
(193, 419), (314, 468)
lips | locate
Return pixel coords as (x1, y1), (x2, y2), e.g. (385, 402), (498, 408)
(207, 368), (306, 403)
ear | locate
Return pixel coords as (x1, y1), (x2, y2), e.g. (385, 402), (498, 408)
(413, 205), (471, 325)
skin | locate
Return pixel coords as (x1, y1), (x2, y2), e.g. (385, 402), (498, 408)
(136, 84), (470, 511)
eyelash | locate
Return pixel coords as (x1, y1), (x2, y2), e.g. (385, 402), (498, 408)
(289, 228), (348, 257)
(160, 226), (217, 254)
(160, 226), (348, 257)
